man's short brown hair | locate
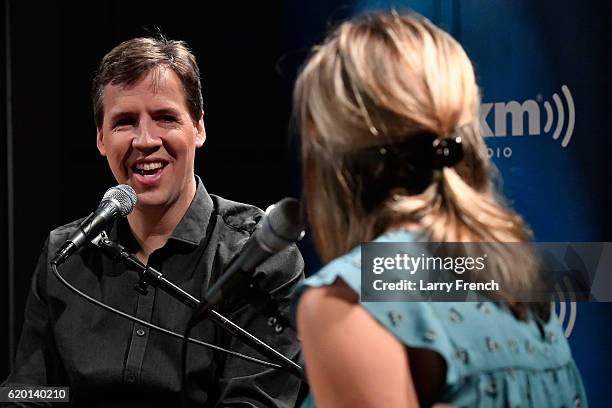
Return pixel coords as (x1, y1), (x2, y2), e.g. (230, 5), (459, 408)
(92, 37), (203, 129)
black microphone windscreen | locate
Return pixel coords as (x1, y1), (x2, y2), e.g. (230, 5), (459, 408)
(259, 198), (305, 252)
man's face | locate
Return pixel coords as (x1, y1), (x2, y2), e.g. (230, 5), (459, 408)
(97, 68), (205, 210)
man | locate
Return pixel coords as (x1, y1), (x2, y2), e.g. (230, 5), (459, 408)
(4, 37), (304, 407)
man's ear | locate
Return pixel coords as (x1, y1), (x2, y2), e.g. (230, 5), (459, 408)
(96, 127), (107, 156)
(195, 112), (206, 148)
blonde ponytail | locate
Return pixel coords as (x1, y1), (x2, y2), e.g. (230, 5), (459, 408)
(295, 11), (549, 319)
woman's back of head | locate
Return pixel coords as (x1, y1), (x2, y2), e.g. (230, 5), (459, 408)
(295, 11), (548, 319)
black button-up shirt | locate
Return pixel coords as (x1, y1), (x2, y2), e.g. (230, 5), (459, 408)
(4, 177), (304, 407)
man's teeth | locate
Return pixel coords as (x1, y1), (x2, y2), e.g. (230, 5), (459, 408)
(135, 162), (164, 171)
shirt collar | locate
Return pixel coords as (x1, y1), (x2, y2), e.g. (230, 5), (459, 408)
(109, 175), (213, 249)
(167, 175), (214, 246)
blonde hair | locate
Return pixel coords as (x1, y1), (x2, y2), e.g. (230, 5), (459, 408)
(295, 12), (546, 318)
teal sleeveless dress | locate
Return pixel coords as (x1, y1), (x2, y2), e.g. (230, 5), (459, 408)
(296, 230), (588, 407)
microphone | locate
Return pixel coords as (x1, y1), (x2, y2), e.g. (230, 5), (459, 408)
(51, 184), (137, 265)
(190, 198), (305, 324)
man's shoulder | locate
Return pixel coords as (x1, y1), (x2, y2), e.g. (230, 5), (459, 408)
(47, 217), (87, 251)
(210, 193), (304, 280)
(50, 218), (83, 235)
(210, 194), (265, 235)
(210, 194), (304, 305)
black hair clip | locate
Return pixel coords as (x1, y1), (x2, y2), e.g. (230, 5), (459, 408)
(432, 136), (463, 169)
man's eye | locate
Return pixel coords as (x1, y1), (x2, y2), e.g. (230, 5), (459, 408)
(159, 115), (177, 123)
(114, 117), (136, 128)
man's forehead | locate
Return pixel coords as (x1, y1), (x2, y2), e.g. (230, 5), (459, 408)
(105, 68), (182, 95)
(102, 68), (188, 114)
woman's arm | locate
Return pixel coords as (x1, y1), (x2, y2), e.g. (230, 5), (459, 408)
(297, 279), (420, 408)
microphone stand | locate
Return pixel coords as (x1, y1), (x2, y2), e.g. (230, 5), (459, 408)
(93, 232), (305, 381)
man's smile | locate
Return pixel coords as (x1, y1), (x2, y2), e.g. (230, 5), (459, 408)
(131, 159), (168, 176)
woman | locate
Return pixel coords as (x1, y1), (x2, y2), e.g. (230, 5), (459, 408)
(294, 11), (587, 407)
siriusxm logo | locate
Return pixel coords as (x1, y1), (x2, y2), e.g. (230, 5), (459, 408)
(480, 85), (575, 148)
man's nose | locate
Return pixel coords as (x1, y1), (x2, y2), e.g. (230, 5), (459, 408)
(132, 120), (162, 152)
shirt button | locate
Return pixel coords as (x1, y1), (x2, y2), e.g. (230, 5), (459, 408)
(126, 375), (136, 383)
(136, 329), (146, 337)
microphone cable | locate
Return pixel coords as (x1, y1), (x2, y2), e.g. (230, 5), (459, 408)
(50, 262), (282, 370)
(179, 264), (305, 408)
(179, 198), (307, 407)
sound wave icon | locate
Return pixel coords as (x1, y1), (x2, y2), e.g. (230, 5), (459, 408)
(542, 85), (575, 148)
(553, 275), (577, 337)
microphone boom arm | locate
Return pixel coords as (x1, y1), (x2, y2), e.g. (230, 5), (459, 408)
(92, 233), (305, 380)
